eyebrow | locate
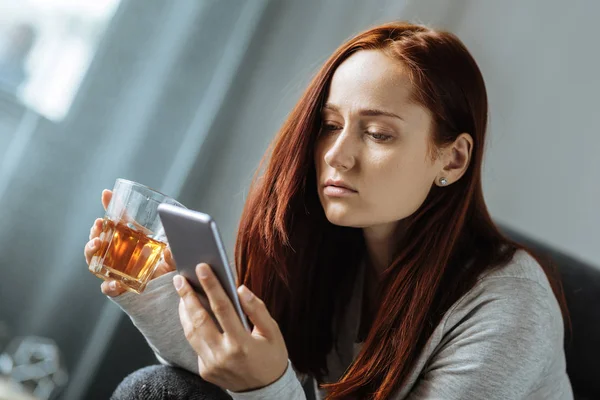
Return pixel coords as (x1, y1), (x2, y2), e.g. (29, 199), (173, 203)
(322, 103), (404, 121)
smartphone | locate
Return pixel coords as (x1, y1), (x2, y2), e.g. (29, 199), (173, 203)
(157, 203), (251, 332)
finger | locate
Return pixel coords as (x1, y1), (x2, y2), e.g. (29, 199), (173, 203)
(153, 257), (174, 278)
(173, 275), (221, 347)
(84, 238), (102, 265)
(178, 298), (213, 359)
(152, 248), (176, 278)
(89, 218), (104, 240)
(196, 263), (246, 338)
(101, 189), (112, 211)
(163, 247), (176, 270)
(100, 280), (126, 297)
(237, 284), (277, 339)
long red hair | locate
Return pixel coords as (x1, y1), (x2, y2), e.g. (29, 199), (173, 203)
(235, 22), (568, 399)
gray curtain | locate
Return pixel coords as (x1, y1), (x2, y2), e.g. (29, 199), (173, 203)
(0, 0), (268, 398)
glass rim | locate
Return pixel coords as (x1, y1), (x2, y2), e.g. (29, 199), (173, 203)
(115, 178), (185, 208)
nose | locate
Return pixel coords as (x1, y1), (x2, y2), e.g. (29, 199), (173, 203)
(323, 130), (356, 171)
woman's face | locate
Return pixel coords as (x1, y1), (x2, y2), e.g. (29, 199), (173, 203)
(315, 50), (445, 230)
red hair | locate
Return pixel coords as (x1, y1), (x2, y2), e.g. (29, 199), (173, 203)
(235, 22), (568, 399)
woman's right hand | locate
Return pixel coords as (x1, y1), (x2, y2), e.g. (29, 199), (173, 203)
(84, 189), (176, 297)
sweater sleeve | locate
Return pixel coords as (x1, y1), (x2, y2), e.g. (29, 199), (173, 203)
(109, 271), (199, 373)
(110, 271), (309, 399)
(405, 277), (571, 400)
(225, 359), (307, 399)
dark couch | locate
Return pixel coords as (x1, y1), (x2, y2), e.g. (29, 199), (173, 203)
(500, 225), (600, 400)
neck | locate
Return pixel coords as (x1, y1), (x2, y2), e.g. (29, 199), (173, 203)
(356, 220), (405, 342)
(362, 221), (405, 276)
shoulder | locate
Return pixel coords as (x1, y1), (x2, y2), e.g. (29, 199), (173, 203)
(479, 249), (555, 290)
(440, 249), (565, 359)
(410, 250), (569, 398)
(450, 249), (559, 316)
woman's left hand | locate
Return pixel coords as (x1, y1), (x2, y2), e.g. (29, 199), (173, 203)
(173, 263), (289, 393)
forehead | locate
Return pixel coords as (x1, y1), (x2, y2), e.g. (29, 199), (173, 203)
(326, 50), (415, 111)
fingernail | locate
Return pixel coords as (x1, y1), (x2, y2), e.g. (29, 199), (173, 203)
(240, 285), (254, 302)
(173, 275), (184, 290)
(88, 241), (95, 249)
(197, 264), (209, 279)
(109, 281), (117, 290)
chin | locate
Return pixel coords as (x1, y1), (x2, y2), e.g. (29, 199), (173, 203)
(323, 204), (363, 227)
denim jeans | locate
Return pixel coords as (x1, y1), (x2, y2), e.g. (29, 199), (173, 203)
(110, 365), (233, 400)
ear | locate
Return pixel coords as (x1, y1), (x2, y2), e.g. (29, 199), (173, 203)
(435, 133), (473, 187)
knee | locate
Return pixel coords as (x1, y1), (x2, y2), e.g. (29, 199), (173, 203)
(111, 365), (172, 400)
(111, 365), (231, 400)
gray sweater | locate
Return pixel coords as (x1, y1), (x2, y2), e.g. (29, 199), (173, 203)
(111, 250), (573, 399)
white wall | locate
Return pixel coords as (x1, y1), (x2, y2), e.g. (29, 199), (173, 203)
(182, 0), (599, 267)
(452, 0), (599, 266)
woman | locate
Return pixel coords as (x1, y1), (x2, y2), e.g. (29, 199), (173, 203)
(85, 22), (573, 399)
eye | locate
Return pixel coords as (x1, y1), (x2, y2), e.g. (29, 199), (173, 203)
(367, 132), (393, 142)
(320, 122), (342, 135)
(323, 123), (341, 130)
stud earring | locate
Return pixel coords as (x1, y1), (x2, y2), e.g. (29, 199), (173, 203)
(439, 177), (448, 186)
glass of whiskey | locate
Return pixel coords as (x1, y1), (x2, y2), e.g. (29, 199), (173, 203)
(88, 178), (184, 293)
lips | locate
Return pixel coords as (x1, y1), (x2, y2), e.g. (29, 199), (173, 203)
(324, 179), (357, 192)
(322, 179), (358, 198)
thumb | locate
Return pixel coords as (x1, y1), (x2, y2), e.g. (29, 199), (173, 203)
(237, 285), (277, 338)
(101, 189), (112, 211)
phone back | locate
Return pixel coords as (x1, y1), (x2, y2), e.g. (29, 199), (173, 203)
(157, 204), (249, 331)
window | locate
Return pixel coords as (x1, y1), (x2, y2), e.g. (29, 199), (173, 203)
(0, 0), (121, 121)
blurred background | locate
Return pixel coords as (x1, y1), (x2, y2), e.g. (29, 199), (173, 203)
(0, 0), (598, 399)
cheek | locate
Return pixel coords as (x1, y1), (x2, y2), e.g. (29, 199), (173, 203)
(367, 153), (437, 215)
(389, 150), (437, 189)
(314, 140), (328, 172)
(314, 145), (322, 168)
